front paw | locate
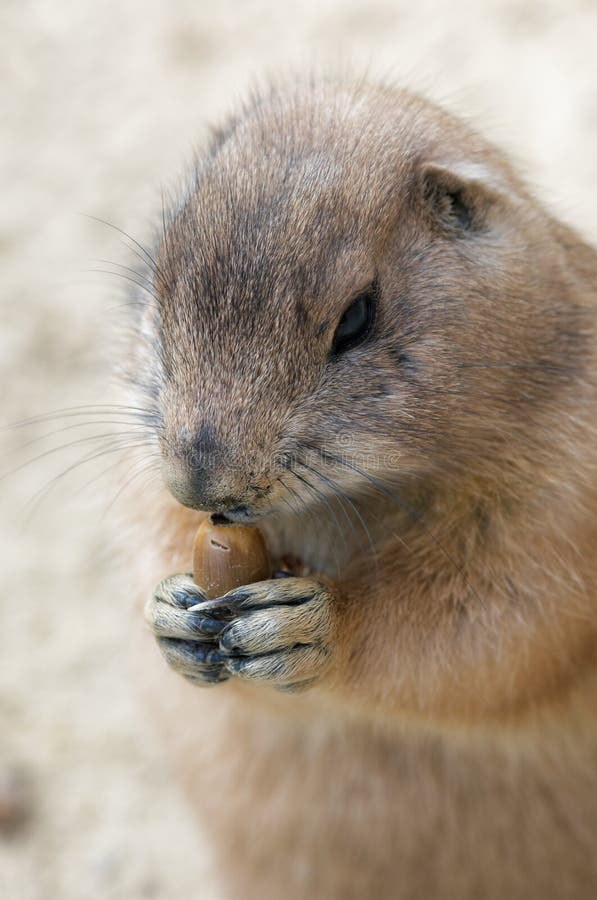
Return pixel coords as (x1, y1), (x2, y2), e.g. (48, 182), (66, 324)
(144, 573), (230, 685)
(190, 577), (335, 692)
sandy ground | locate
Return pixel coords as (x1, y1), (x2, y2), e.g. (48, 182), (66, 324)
(1, 1), (596, 898)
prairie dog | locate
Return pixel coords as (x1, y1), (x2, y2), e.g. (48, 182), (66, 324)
(125, 79), (597, 899)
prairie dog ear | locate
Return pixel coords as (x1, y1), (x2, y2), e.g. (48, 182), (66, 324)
(420, 160), (507, 233)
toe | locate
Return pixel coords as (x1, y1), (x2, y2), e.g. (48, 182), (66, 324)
(219, 603), (327, 655)
(223, 643), (329, 686)
(146, 601), (226, 640)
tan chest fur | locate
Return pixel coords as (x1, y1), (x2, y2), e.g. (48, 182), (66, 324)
(137, 624), (597, 900)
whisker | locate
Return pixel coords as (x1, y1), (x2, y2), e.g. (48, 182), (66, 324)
(17, 419), (153, 451)
(20, 439), (153, 525)
(305, 442), (483, 605)
(87, 268), (161, 305)
(296, 457), (379, 573)
(275, 476), (302, 518)
(81, 213), (167, 287)
(1, 430), (148, 483)
(276, 473), (342, 574)
(68, 441), (161, 504)
(1, 404), (154, 431)
(278, 474), (324, 529)
(294, 459), (357, 547)
(288, 467), (345, 574)
(100, 456), (163, 521)
(277, 492), (301, 518)
(278, 477), (310, 520)
(92, 258), (156, 290)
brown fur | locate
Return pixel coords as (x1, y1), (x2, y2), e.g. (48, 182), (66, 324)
(123, 78), (597, 898)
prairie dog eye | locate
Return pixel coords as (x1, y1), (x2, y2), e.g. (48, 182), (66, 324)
(331, 281), (377, 356)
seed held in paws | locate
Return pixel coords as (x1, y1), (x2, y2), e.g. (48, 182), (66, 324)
(192, 516), (271, 598)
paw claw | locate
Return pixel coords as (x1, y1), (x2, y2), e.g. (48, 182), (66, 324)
(172, 588), (206, 608)
(218, 626), (239, 653)
(187, 598), (238, 618)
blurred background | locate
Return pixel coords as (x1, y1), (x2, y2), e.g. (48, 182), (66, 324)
(1, 1), (596, 897)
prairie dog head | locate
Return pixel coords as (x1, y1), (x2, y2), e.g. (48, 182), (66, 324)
(134, 80), (590, 523)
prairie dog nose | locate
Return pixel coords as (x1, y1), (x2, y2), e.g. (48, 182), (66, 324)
(163, 422), (234, 510)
